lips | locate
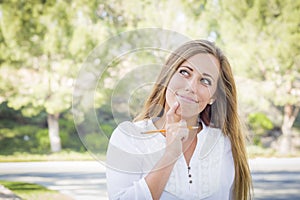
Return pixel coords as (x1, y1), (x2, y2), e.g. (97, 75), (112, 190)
(176, 93), (198, 103)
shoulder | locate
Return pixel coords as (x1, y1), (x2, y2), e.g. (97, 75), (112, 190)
(199, 127), (231, 158)
(108, 120), (152, 153)
(208, 127), (232, 153)
(107, 120), (150, 172)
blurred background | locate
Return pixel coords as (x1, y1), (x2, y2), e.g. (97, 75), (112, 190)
(0, 0), (299, 160)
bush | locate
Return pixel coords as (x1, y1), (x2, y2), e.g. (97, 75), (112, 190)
(35, 129), (50, 152)
(59, 118), (85, 152)
(0, 125), (50, 154)
(248, 112), (274, 146)
(248, 112), (274, 136)
(0, 118), (86, 155)
(100, 124), (115, 137)
(84, 133), (109, 153)
(0, 102), (116, 154)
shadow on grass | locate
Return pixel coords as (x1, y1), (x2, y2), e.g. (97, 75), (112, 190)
(0, 181), (50, 192)
(0, 180), (73, 200)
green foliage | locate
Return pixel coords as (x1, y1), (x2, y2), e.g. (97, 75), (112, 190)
(59, 118), (85, 152)
(0, 125), (50, 154)
(0, 121), (86, 155)
(0, 0), (298, 154)
(97, 103), (118, 136)
(217, 0), (300, 153)
(35, 129), (50, 150)
(0, 0), (106, 116)
(100, 124), (115, 138)
(248, 112), (274, 136)
(0, 180), (50, 192)
(0, 103), (85, 154)
(85, 133), (108, 153)
(218, 0), (300, 105)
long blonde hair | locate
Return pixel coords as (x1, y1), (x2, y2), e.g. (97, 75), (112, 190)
(134, 40), (252, 200)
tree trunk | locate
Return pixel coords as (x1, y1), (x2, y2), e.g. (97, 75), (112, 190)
(47, 113), (62, 152)
(279, 104), (299, 154)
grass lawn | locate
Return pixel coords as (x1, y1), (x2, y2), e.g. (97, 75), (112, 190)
(247, 145), (300, 158)
(0, 148), (298, 163)
(0, 150), (107, 162)
(0, 180), (73, 200)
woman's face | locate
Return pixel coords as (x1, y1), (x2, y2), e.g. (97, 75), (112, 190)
(165, 53), (220, 119)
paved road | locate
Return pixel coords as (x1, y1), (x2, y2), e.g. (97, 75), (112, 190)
(0, 158), (299, 200)
(0, 161), (108, 200)
(249, 158), (300, 200)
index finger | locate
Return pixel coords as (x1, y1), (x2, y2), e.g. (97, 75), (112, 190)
(166, 101), (179, 124)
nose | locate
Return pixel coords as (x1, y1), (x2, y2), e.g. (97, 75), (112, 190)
(185, 77), (198, 93)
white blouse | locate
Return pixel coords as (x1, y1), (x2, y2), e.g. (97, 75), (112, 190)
(106, 119), (234, 200)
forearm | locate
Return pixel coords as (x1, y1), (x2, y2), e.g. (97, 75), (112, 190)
(145, 106), (188, 200)
(145, 152), (178, 200)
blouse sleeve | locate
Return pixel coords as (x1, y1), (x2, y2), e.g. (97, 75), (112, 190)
(106, 124), (153, 200)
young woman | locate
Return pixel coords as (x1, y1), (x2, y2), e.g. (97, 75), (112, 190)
(106, 40), (252, 200)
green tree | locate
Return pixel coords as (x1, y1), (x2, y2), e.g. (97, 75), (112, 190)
(0, 0), (104, 152)
(0, 0), (161, 152)
(217, 0), (300, 154)
(0, 0), (227, 153)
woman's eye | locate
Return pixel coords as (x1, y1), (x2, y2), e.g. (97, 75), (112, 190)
(201, 78), (212, 86)
(179, 69), (189, 76)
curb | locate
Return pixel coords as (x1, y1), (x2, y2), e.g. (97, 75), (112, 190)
(0, 184), (22, 200)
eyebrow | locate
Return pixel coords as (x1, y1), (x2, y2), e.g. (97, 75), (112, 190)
(181, 65), (215, 81)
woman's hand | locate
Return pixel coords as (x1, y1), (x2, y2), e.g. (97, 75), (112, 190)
(165, 102), (189, 159)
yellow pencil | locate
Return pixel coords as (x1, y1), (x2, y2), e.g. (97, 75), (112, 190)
(141, 126), (199, 134)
